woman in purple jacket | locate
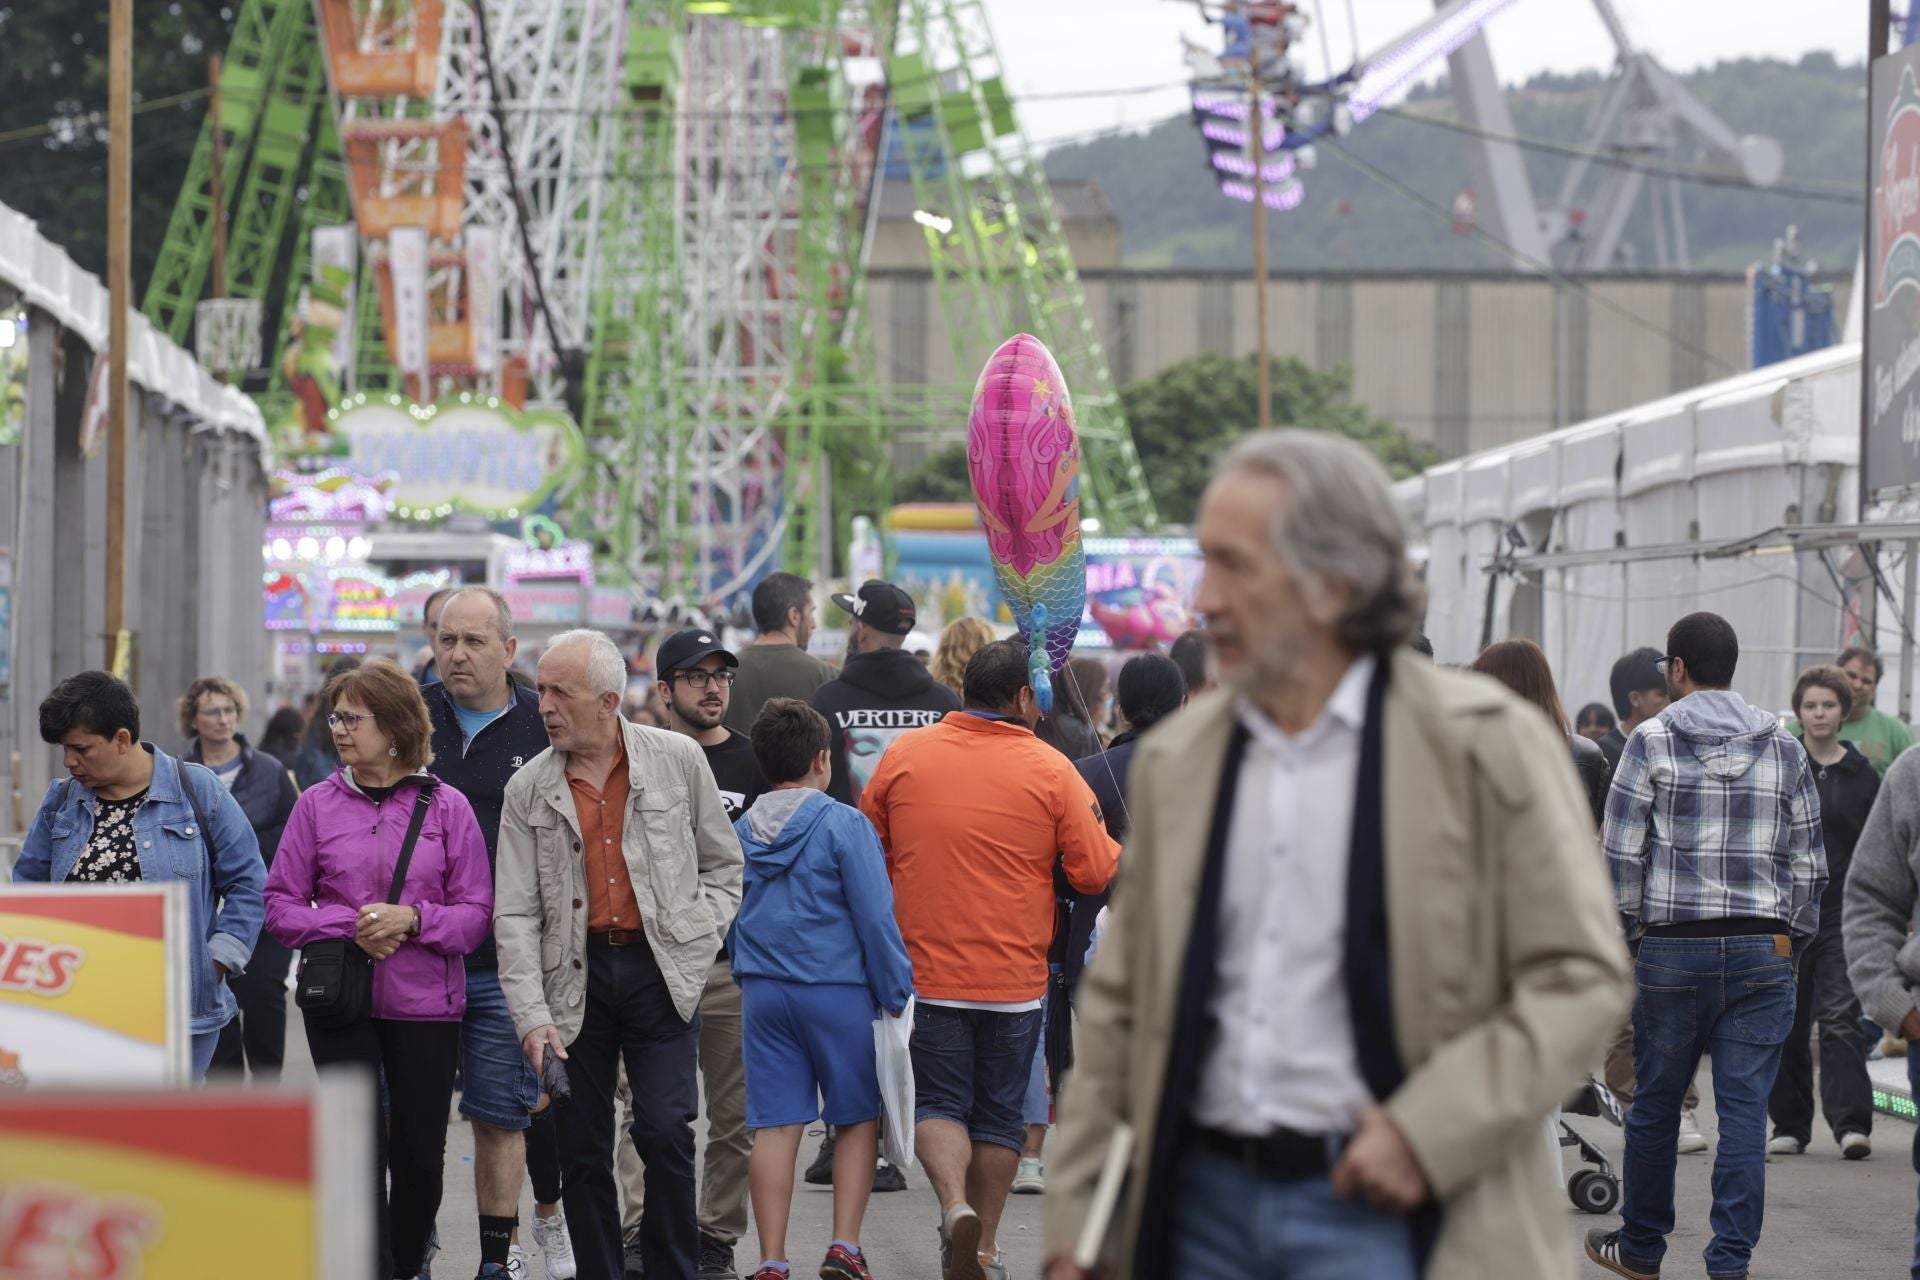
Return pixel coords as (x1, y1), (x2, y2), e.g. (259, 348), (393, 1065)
(265, 658), (493, 1280)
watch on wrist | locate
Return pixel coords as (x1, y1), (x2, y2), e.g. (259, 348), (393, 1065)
(408, 906), (422, 937)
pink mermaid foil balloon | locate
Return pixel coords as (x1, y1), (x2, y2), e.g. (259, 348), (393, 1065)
(967, 333), (1087, 711)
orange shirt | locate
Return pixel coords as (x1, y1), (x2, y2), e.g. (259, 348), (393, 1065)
(860, 712), (1121, 1002)
(570, 744), (641, 932)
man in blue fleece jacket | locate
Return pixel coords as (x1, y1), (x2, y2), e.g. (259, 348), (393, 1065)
(730, 698), (914, 1280)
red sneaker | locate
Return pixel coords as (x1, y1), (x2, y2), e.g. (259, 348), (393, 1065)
(753, 1268), (791, 1280)
(819, 1244), (873, 1280)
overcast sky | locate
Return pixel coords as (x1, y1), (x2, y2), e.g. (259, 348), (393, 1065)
(979, 0), (1870, 151)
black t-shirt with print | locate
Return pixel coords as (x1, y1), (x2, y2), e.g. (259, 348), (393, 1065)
(702, 731), (769, 825)
(66, 790), (150, 883)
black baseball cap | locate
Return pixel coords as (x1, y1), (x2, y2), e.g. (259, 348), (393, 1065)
(831, 579), (917, 636)
(656, 628), (738, 675)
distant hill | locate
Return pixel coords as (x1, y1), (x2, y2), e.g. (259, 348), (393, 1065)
(1042, 54), (1865, 273)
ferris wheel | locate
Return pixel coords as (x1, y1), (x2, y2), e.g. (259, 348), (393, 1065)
(146, 0), (1159, 609)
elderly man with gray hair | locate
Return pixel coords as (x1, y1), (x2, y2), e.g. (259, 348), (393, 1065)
(1042, 430), (1631, 1280)
(496, 628), (744, 1280)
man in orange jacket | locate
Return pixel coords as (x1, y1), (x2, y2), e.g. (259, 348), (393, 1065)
(861, 638), (1120, 1280)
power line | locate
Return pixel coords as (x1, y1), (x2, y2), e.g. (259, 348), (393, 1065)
(1320, 138), (1742, 378)
(0, 85), (212, 148)
(1378, 105), (1860, 205)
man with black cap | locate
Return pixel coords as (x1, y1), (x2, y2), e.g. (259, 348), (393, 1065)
(616, 629), (769, 1279)
(809, 579), (960, 807)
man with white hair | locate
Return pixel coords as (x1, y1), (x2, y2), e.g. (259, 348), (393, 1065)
(1042, 430), (1631, 1280)
(496, 629), (744, 1280)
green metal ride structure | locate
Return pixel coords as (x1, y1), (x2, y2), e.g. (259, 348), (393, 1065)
(148, 0), (1158, 607)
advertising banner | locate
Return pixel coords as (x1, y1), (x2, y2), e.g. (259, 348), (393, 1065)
(0, 884), (189, 1086)
(388, 226), (430, 393)
(310, 225), (359, 377)
(1865, 44), (1920, 498)
(0, 1078), (374, 1278)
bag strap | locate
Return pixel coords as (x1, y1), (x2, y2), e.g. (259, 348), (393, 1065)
(385, 779), (438, 905)
(179, 763), (221, 871)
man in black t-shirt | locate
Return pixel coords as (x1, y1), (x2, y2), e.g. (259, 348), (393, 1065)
(616, 629), (761, 1279)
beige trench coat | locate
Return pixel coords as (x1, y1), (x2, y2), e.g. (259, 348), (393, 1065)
(1043, 649), (1632, 1280)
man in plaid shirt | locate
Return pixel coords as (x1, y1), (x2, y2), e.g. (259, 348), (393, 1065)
(1587, 612), (1827, 1280)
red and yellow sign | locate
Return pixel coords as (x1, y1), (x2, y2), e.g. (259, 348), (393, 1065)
(0, 887), (187, 1086)
(0, 1091), (334, 1278)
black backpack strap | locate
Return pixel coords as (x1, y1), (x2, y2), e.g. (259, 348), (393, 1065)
(178, 762), (221, 870)
(385, 778), (438, 904)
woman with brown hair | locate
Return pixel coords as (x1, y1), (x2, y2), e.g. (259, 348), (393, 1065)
(264, 657), (494, 1280)
(1472, 638), (1611, 826)
(930, 616), (995, 701)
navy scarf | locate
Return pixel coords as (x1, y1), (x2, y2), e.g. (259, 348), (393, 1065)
(1133, 659), (1439, 1275)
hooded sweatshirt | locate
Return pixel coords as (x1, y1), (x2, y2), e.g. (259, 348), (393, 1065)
(808, 647), (960, 805)
(1602, 689), (1827, 942)
(729, 788), (915, 1012)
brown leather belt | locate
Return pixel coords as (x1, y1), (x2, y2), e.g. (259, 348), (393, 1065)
(587, 928), (646, 947)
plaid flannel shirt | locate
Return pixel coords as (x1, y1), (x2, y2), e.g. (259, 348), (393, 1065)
(1603, 693), (1828, 941)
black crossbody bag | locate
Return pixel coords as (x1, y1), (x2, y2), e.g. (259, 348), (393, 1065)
(297, 780), (437, 1029)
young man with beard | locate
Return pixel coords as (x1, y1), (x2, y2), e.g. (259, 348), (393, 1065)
(614, 630), (769, 1279)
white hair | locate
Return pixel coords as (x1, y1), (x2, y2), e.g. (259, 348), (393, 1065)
(1218, 429), (1424, 653)
(543, 629), (628, 698)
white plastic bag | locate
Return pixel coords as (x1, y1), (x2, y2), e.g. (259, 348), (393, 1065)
(873, 995), (916, 1169)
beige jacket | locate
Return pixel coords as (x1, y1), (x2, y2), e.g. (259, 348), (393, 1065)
(495, 719), (744, 1041)
(1043, 651), (1632, 1280)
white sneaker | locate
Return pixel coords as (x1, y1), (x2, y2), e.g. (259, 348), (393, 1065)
(531, 1211), (578, 1280)
(1767, 1134), (1805, 1155)
(1011, 1156), (1045, 1195)
(506, 1244), (531, 1280)
(1841, 1131), (1873, 1160)
(1677, 1108), (1708, 1154)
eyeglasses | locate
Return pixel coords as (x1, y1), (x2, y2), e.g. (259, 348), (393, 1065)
(326, 712), (373, 730)
(673, 669), (737, 689)
(1654, 657), (1677, 675)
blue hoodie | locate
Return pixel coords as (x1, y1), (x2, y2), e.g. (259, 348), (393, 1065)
(730, 788), (915, 1013)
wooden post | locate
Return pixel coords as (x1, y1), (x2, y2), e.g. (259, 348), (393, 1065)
(105, 0), (131, 677)
(209, 54), (227, 300)
(1250, 70), (1271, 433)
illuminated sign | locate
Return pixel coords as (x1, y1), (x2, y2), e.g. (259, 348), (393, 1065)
(329, 394), (584, 520)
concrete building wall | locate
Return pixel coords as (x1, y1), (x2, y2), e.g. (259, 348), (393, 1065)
(866, 269), (1849, 463)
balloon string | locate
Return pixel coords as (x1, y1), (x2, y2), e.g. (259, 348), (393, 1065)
(1059, 660), (1133, 839)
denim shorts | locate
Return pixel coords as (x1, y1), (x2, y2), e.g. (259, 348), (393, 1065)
(910, 1002), (1044, 1152)
(739, 977), (881, 1129)
(459, 966), (541, 1129)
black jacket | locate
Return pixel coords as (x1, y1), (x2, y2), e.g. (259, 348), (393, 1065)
(1812, 740), (1880, 925)
(1598, 726), (1626, 774)
(808, 647), (960, 804)
(1570, 733), (1611, 829)
(186, 736), (300, 866)
(426, 681), (551, 969)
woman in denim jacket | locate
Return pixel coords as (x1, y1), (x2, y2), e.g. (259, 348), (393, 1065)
(13, 670), (266, 1080)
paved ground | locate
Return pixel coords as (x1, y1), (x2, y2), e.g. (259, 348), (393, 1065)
(281, 1024), (1918, 1279)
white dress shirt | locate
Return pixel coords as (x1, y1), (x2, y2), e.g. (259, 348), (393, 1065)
(1192, 654), (1377, 1137)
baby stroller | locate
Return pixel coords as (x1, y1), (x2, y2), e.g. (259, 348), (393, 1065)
(1559, 1075), (1624, 1214)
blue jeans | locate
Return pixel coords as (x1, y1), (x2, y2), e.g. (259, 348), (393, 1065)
(1170, 1145), (1417, 1280)
(189, 1022), (224, 1082)
(458, 967), (541, 1130)
(1620, 935), (1797, 1279)
(910, 1002), (1043, 1152)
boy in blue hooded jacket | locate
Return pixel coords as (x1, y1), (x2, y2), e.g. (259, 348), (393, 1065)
(730, 698), (914, 1280)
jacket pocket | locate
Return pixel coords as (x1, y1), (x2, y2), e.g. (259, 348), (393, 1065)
(159, 819), (206, 878)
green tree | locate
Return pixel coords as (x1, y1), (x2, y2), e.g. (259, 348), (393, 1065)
(0, 2), (235, 292)
(1119, 353), (1433, 526)
(894, 442), (973, 505)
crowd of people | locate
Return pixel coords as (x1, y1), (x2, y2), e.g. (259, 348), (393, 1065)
(23, 430), (1920, 1280)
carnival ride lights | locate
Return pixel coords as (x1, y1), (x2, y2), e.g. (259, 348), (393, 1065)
(1187, 0), (1520, 213)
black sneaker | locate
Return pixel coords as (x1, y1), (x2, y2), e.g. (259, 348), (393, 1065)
(804, 1128), (837, 1186)
(1585, 1229), (1659, 1280)
(623, 1228), (646, 1280)
(872, 1157), (907, 1193)
(696, 1232), (735, 1280)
